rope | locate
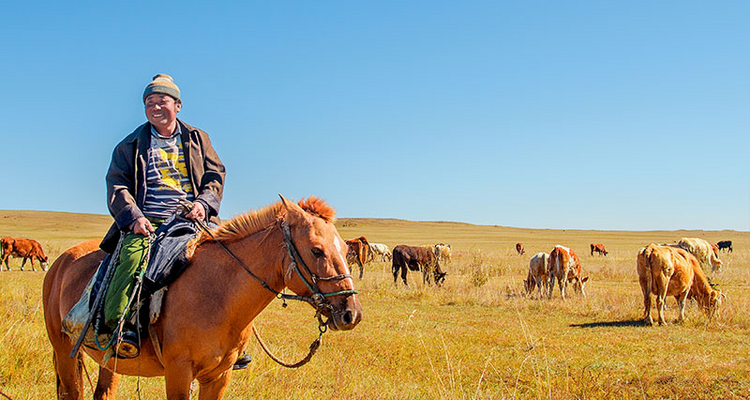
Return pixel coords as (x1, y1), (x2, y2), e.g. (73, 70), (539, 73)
(0, 389), (14, 400)
(252, 324), (321, 369)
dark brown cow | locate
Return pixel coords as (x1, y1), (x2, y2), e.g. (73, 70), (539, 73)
(1, 237), (49, 271)
(716, 240), (733, 253)
(515, 242), (525, 255)
(345, 236), (370, 279)
(590, 243), (608, 256)
(392, 244), (447, 287)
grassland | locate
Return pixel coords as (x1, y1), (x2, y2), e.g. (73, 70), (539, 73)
(1, 210), (749, 399)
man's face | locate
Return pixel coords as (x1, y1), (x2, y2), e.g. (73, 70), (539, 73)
(145, 94), (181, 132)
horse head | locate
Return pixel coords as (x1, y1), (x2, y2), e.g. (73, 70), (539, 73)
(279, 195), (363, 331)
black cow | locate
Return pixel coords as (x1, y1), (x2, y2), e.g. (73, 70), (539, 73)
(716, 240), (733, 253)
(392, 245), (447, 287)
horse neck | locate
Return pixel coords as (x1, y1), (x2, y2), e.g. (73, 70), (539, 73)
(188, 225), (288, 327)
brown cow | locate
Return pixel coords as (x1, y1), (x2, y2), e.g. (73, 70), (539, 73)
(637, 243), (724, 325)
(392, 244), (447, 287)
(548, 245), (588, 299)
(515, 243), (525, 256)
(1, 237), (49, 271)
(590, 243), (608, 256)
(345, 236), (370, 279)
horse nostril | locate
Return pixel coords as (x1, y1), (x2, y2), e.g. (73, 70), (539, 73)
(342, 310), (353, 326)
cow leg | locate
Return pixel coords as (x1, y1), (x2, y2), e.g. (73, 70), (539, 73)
(401, 265), (410, 287)
(675, 291), (689, 323)
(356, 260), (363, 280)
(20, 257), (28, 271)
(94, 366), (120, 400)
(639, 274), (653, 325)
(392, 264), (399, 285)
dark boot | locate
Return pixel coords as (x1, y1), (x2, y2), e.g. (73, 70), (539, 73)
(233, 353), (252, 370)
(114, 330), (140, 359)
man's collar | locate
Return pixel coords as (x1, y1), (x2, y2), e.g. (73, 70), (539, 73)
(150, 122), (181, 139)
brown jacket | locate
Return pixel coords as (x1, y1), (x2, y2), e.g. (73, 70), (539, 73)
(100, 119), (226, 252)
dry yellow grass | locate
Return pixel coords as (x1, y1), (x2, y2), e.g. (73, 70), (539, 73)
(1, 211), (749, 399)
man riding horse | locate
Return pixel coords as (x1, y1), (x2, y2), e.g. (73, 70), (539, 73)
(100, 74), (249, 368)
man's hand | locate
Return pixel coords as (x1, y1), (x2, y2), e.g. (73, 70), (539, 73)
(129, 217), (155, 236)
(184, 202), (206, 222)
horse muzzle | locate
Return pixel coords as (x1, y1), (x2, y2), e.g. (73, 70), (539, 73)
(326, 295), (362, 331)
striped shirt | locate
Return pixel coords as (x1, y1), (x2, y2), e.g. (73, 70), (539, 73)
(142, 125), (195, 219)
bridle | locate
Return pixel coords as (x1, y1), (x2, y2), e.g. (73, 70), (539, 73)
(193, 216), (358, 367)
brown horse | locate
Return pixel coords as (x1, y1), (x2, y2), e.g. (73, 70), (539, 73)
(43, 196), (362, 399)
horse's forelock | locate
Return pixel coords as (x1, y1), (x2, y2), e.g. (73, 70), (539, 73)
(297, 196), (336, 223)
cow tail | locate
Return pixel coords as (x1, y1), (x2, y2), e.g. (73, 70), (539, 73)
(640, 245), (655, 295)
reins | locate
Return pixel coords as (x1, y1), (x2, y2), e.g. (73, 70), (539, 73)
(190, 209), (357, 368)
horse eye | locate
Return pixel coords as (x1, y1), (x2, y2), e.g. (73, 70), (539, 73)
(311, 247), (325, 258)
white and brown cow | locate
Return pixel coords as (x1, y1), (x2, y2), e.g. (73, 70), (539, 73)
(677, 237), (723, 273)
(524, 252), (549, 298)
(548, 245), (588, 299)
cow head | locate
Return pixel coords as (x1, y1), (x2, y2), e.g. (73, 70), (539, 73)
(709, 247), (723, 273)
(706, 290), (726, 317)
(571, 276), (589, 296)
(434, 271), (447, 287)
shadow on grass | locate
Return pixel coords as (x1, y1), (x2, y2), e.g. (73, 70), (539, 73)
(570, 319), (647, 328)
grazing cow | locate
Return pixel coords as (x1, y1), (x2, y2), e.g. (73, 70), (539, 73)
(345, 236), (370, 279)
(369, 242), (392, 262)
(590, 243), (608, 256)
(0, 237), (49, 271)
(516, 243), (525, 256)
(524, 252), (549, 298)
(434, 243), (452, 263)
(716, 240), (733, 253)
(637, 244), (724, 325)
(677, 237), (723, 273)
(548, 245), (588, 299)
(392, 244), (447, 287)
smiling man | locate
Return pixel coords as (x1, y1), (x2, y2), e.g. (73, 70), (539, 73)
(100, 74), (229, 360)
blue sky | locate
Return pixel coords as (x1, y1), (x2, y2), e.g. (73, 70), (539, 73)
(1, 1), (748, 231)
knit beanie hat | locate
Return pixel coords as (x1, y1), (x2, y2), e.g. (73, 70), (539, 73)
(143, 74), (181, 103)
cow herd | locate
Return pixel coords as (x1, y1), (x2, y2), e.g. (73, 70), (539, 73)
(0, 232), (736, 327)
(345, 237), (450, 287)
(519, 238), (732, 325)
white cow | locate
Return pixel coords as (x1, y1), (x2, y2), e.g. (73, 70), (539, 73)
(434, 243), (452, 263)
(368, 243), (392, 262)
(677, 238), (723, 273)
(524, 252), (549, 298)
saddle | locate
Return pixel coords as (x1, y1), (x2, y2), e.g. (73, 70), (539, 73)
(62, 213), (200, 351)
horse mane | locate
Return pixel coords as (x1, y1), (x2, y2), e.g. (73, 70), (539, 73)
(187, 196), (336, 257)
(298, 195), (336, 223)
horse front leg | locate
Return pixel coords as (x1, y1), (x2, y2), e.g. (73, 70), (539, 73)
(164, 366), (194, 400)
(94, 366), (120, 400)
(198, 370), (232, 400)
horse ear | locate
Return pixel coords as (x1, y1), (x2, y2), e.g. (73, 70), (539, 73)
(279, 194), (307, 220)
